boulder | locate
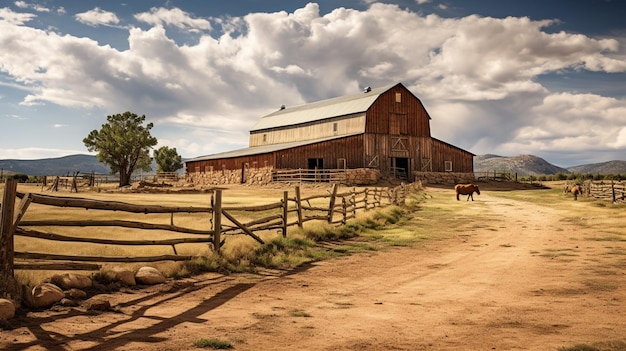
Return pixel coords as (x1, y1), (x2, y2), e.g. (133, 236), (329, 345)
(86, 298), (111, 311)
(65, 288), (87, 300)
(113, 269), (136, 286)
(135, 266), (166, 285)
(0, 299), (15, 320)
(30, 283), (64, 308)
(50, 273), (92, 290)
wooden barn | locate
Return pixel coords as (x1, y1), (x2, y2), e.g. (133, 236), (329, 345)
(185, 83), (474, 183)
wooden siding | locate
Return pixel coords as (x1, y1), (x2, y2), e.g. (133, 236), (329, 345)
(185, 153), (276, 174)
(430, 139), (474, 172)
(249, 115), (365, 146)
(186, 135), (365, 174)
(365, 85), (431, 137)
(275, 135), (364, 169)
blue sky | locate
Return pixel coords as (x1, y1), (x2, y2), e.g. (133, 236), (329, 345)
(1, 0), (625, 167)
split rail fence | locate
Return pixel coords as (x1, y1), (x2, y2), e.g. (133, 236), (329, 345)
(584, 179), (626, 203)
(1, 179), (418, 298)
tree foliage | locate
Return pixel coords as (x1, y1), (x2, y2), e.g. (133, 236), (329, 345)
(154, 146), (183, 173)
(83, 112), (157, 186)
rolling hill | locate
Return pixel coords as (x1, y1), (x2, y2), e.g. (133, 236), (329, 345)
(1, 154), (625, 178)
(474, 154), (626, 175)
(0, 154), (110, 176)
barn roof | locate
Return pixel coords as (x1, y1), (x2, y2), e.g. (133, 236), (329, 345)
(184, 133), (362, 163)
(250, 83), (398, 132)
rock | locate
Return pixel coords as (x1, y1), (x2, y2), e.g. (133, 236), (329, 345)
(50, 273), (92, 290)
(135, 266), (166, 285)
(65, 288), (87, 300)
(60, 298), (79, 307)
(113, 269), (136, 286)
(0, 299), (15, 320)
(86, 299), (111, 311)
(30, 283), (64, 308)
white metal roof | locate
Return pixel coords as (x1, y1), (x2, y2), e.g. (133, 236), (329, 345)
(250, 84), (397, 132)
(184, 133), (362, 163)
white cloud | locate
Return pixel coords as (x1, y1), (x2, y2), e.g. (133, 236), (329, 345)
(0, 6), (36, 24)
(14, 1), (50, 12)
(1, 3), (625, 162)
(75, 7), (120, 27)
(134, 7), (212, 32)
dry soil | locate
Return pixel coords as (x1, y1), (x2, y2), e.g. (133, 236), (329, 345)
(2, 185), (625, 351)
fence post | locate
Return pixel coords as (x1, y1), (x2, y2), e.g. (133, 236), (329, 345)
(282, 191), (288, 237)
(342, 197), (347, 225)
(612, 180), (616, 203)
(295, 186), (303, 228)
(327, 184), (338, 223)
(213, 189), (222, 252)
(352, 188), (357, 218)
(1, 179), (18, 300)
(364, 188), (369, 210)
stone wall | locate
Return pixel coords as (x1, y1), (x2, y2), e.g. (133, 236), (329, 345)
(186, 167), (383, 186)
(413, 172), (475, 185)
(186, 167), (274, 186)
(344, 168), (381, 185)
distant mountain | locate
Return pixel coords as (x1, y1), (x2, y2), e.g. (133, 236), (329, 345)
(0, 154), (111, 176)
(475, 154), (626, 176)
(474, 154), (569, 175)
(567, 160), (626, 175)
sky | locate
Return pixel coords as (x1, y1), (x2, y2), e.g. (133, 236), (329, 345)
(1, 0), (625, 168)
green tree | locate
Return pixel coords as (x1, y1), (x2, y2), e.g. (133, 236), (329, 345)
(83, 112), (157, 186)
(154, 146), (183, 173)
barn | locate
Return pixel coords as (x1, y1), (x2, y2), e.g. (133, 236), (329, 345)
(185, 83), (474, 185)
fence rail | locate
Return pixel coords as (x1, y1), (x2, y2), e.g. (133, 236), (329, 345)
(584, 180), (626, 203)
(0, 179), (419, 299)
(272, 168), (348, 183)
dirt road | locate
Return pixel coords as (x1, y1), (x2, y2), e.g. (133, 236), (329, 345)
(2, 186), (625, 351)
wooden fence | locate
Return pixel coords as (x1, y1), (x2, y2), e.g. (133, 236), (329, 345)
(272, 168), (348, 183)
(584, 180), (626, 203)
(0, 179), (418, 297)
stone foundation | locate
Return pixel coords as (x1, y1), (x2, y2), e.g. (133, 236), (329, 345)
(186, 167), (274, 186)
(186, 167), (382, 186)
(344, 168), (381, 185)
(413, 172), (475, 185)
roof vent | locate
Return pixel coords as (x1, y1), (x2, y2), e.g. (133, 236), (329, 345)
(280, 104), (286, 110)
(363, 86), (371, 93)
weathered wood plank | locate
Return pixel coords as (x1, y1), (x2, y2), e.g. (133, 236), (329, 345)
(15, 252), (193, 262)
(16, 192), (212, 213)
(19, 219), (212, 235)
(16, 227), (212, 246)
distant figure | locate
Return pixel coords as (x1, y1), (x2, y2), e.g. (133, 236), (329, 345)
(570, 184), (582, 200)
(455, 184), (481, 201)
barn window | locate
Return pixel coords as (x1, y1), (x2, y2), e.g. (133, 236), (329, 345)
(263, 134), (267, 143)
(194, 166), (200, 173)
(252, 161), (258, 169)
(333, 122), (338, 133)
(395, 92), (402, 103)
(444, 161), (453, 172)
(337, 158), (346, 169)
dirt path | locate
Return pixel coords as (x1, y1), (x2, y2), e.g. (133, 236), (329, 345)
(2, 187), (625, 351)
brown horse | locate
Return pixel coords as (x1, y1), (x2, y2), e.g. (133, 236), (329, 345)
(571, 184), (582, 200)
(455, 184), (480, 201)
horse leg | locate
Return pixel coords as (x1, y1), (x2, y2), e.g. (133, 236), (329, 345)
(456, 193), (460, 201)
(467, 193), (472, 201)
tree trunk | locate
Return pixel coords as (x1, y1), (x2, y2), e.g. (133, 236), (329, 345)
(119, 170), (131, 187)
